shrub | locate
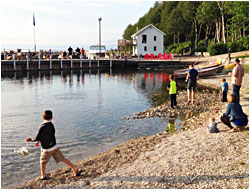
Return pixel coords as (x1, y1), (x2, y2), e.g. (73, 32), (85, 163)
(165, 44), (178, 53)
(207, 43), (228, 56)
(196, 47), (207, 52)
(239, 36), (249, 50)
(166, 42), (191, 55)
(227, 41), (241, 52)
(227, 36), (249, 52)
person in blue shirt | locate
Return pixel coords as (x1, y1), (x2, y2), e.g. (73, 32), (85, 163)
(185, 64), (199, 104)
(221, 78), (229, 102)
(220, 94), (248, 132)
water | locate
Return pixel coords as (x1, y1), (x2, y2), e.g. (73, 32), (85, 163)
(1, 69), (184, 188)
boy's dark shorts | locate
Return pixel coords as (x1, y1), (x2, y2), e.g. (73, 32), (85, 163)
(40, 148), (65, 165)
(187, 81), (196, 91)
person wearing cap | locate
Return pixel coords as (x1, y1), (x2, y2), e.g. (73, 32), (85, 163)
(228, 58), (244, 103)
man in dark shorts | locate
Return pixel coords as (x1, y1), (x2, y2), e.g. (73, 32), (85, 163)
(185, 64), (199, 104)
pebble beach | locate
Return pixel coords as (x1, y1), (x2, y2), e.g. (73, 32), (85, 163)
(17, 52), (249, 189)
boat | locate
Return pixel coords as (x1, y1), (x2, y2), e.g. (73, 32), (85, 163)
(86, 45), (106, 59)
(224, 63), (235, 69)
(174, 65), (224, 79)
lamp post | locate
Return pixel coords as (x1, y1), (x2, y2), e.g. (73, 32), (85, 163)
(98, 18), (102, 58)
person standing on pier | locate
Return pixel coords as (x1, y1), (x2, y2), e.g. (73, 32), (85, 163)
(185, 64), (199, 104)
(229, 58), (244, 103)
(81, 48), (85, 59)
(68, 46), (73, 58)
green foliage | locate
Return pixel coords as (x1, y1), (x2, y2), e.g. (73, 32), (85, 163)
(227, 41), (242, 52)
(207, 43), (228, 56)
(227, 1), (249, 37)
(239, 36), (249, 50)
(122, 24), (136, 40)
(196, 1), (219, 24)
(165, 44), (178, 54)
(227, 36), (249, 52)
(166, 42), (191, 55)
(196, 40), (207, 52)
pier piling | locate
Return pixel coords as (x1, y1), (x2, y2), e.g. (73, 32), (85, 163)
(110, 57), (112, 68)
(50, 55), (52, 69)
(26, 55), (29, 70)
(13, 55), (16, 71)
(89, 57), (91, 68)
(38, 56), (41, 70)
(70, 56), (73, 69)
(80, 56), (82, 68)
(60, 57), (63, 69)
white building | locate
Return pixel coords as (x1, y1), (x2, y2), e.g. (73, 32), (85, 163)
(131, 24), (165, 56)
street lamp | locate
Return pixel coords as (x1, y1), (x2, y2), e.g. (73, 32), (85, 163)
(98, 18), (102, 58)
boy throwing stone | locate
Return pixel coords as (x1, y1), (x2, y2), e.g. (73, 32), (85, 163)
(26, 110), (82, 180)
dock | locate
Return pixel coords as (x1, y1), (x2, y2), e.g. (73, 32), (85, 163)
(1, 58), (195, 72)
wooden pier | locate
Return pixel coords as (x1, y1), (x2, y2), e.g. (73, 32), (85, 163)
(1, 58), (193, 72)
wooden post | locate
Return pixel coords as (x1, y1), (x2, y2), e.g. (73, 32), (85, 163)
(13, 55), (16, 71)
(80, 55), (82, 68)
(89, 57), (91, 68)
(50, 55), (52, 69)
(110, 57), (112, 68)
(98, 57), (100, 68)
(4, 48), (6, 60)
(60, 57), (63, 69)
(26, 55), (29, 70)
(38, 55), (41, 70)
(70, 56), (73, 69)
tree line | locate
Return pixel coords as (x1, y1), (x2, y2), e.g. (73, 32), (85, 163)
(123, 1), (249, 55)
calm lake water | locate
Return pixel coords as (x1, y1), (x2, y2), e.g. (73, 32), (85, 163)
(1, 69), (184, 188)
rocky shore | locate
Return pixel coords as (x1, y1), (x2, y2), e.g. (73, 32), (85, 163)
(17, 54), (249, 189)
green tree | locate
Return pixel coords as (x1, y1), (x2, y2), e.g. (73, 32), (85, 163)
(196, 1), (220, 47)
(181, 1), (202, 49)
(160, 1), (179, 46)
(227, 1), (249, 41)
(122, 24), (136, 40)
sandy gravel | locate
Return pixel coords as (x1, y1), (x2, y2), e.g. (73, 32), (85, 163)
(17, 52), (249, 189)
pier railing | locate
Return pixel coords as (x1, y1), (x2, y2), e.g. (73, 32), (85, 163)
(1, 55), (191, 72)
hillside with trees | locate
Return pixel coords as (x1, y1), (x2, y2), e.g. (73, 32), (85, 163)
(123, 1), (249, 56)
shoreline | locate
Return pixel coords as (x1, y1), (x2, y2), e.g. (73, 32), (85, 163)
(17, 56), (249, 189)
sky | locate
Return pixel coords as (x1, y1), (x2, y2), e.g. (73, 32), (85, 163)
(1, 0), (155, 51)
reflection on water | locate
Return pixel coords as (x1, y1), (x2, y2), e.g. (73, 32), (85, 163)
(2, 69), (183, 188)
(168, 117), (176, 133)
(166, 115), (183, 134)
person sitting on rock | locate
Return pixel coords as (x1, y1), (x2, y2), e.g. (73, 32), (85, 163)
(206, 117), (219, 133)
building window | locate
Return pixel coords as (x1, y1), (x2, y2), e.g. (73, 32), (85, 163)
(144, 46), (147, 51)
(154, 46), (157, 51)
(154, 36), (157, 41)
(142, 35), (147, 43)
